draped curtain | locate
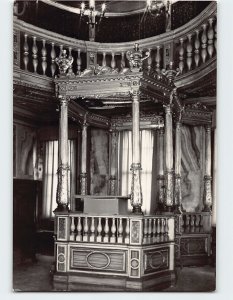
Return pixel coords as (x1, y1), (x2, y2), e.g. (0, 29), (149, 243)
(118, 130), (157, 215)
(42, 140), (76, 218)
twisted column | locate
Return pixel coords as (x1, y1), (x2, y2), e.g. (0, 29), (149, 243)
(109, 127), (118, 195)
(130, 90), (143, 214)
(174, 121), (182, 213)
(164, 105), (174, 211)
(203, 125), (212, 211)
(157, 128), (165, 211)
(80, 117), (88, 195)
(56, 95), (70, 211)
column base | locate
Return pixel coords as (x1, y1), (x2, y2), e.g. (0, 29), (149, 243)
(174, 205), (182, 214)
(132, 206), (143, 215)
(203, 205), (212, 212)
(164, 205), (174, 213)
(54, 203), (70, 212)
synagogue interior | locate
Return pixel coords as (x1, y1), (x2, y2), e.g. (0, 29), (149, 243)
(13, 0), (216, 292)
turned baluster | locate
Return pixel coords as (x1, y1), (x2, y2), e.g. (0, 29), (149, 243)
(59, 44), (63, 56)
(185, 215), (190, 233)
(160, 218), (165, 235)
(186, 34), (193, 71)
(83, 217), (89, 242)
(164, 218), (169, 234)
(201, 23), (208, 63)
(70, 217), (75, 241)
(76, 216), (82, 241)
(111, 52), (115, 69)
(103, 217), (109, 243)
(50, 42), (56, 77)
(125, 218), (130, 244)
(179, 38), (185, 74)
(152, 218), (157, 240)
(110, 218), (116, 243)
(96, 217), (102, 242)
(23, 33), (29, 71)
(207, 18), (214, 58)
(76, 48), (81, 75)
(41, 39), (47, 76)
(118, 218), (123, 243)
(121, 51), (125, 68)
(89, 217), (95, 242)
(157, 218), (161, 235)
(199, 215), (204, 231)
(194, 30), (200, 67)
(102, 52), (106, 67)
(155, 45), (161, 72)
(148, 218), (152, 238)
(147, 48), (152, 71)
(181, 215), (184, 233)
(32, 36), (38, 73)
(190, 215), (195, 233)
(195, 214), (200, 233)
(143, 219), (148, 243)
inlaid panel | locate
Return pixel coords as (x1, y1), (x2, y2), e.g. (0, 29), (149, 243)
(180, 237), (207, 255)
(70, 247), (127, 274)
(143, 247), (169, 274)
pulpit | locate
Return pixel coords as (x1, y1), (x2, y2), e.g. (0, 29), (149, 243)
(75, 195), (129, 215)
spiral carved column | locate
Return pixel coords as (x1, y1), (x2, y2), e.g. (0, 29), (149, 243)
(80, 117), (88, 195)
(203, 125), (212, 212)
(157, 128), (165, 211)
(109, 127), (118, 195)
(130, 90), (143, 214)
(164, 105), (174, 212)
(56, 95), (70, 211)
(174, 121), (182, 213)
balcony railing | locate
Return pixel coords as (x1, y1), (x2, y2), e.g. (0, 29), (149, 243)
(13, 2), (216, 80)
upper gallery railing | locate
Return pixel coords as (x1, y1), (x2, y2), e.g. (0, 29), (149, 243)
(13, 2), (216, 79)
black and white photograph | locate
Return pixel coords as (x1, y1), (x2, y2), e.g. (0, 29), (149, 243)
(12, 0), (217, 292)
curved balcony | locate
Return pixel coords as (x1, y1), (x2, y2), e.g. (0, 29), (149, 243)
(13, 2), (216, 90)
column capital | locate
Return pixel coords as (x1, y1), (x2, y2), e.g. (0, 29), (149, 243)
(164, 104), (172, 114)
(58, 95), (71, 106)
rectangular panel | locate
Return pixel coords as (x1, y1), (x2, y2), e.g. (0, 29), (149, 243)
(143, 247), (169, 275)
(70, 247), (127, 274)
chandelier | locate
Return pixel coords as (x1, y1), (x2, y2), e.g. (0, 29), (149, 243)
(79, 0), (106, 27)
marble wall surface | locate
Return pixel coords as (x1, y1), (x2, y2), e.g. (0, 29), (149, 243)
(181, 125), (206, 212)
(90, 129), (109, 195)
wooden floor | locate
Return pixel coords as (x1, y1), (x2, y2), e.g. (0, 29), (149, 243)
(13, 254), (216, 292)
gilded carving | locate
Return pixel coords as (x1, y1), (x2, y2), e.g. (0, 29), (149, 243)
(55, 49), (74, 76)
(56, 163), (70, 210)
(164, 171), (174, 208)
(203, 175), (212, 211)
(109, 175), (117, 196)
(126, 43), (150, 72)
(130, 163), (143, 214)
(174, 174), (182, 213)
(80, 173), (88, 195)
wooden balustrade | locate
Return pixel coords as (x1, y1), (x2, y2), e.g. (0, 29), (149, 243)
(67, 214), (174, 245)
(14, 2), (216, 79)
(142, 217), (172, 244)
(181, 213), (211, 234)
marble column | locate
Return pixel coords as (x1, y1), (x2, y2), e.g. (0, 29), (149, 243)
(130, 90), (143, 214)
(157, 128), (165, 211)
(203, 125), (212, 211)
(109, 128), (118, 195)
(56, 95), (70, 211)
(174, 121), (182, 213)
(164, 105), (174, 211)
(80, 118), (88, 195)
